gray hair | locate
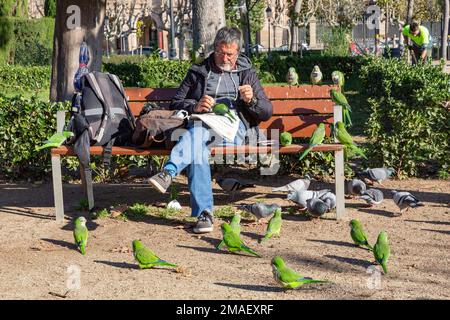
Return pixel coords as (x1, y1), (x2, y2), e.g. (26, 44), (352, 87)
(213, 27), (242, 51)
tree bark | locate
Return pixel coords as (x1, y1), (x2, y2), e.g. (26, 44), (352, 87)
(442, 0), (449, 60)
(50, 0), (106, 102)
(406, 0), (414, 24)
(192, 0), (225, 53)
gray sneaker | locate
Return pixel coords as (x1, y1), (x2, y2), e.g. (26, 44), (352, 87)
(148, 170), (172, 193)
(193, 211), (214, 234)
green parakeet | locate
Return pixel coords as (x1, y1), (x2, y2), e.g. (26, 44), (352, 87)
(331, 71), (345, 88)
(373, 231), (390, 274)
(330, 89), (352, 127)
(73, 216), (88, 255)
(349, 219), (373, 251)
(280, 132), (292, 147)
(298, 123), (325, 161)
(36, 131), (74, 151)
(213, 103), (237, 123)
(261, 208), (282, 243)
(230, 214), (241, 236)
(132, 240), (178, 269)
(310, 65), (322, 85)
(271, 256), (329, 289)
(335, 121), (367, 159)
(286, 67), (299, 86)
(217, 223), (261, 258)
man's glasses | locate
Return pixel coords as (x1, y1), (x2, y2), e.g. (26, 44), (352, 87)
(215, 51), (238, 59)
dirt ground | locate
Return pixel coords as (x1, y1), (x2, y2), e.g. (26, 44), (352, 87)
(0, 169), (449, 300)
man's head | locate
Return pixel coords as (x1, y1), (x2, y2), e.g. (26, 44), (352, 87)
(213, 27), (242, 72)
(410, 21), (420, 36)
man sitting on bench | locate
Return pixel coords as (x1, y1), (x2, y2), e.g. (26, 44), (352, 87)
(148, 26), (273, 233)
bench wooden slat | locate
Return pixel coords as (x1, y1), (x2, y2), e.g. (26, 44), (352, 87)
(259, 115), (333, 138)
(51, 143), (343, 156)
(125, 88), (178, 101)
(128, 100), (335, 116)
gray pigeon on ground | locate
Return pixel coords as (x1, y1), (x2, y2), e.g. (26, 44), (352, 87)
(238, 202), (281, 223)
(272, 175), (311, 192)
(287, 189), (331, 209)
(319, 191), (336, 210)
(359, 167), (395, 185)
(346, 178), (367, 196)
(307, 198), (330, 218)
(391, 190), (424, 215)
(358, 188), (384, 206)
(216, 177), (254, 200)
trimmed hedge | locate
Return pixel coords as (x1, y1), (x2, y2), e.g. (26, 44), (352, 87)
(360, 57), (450, 178)
(0, 64), (51, 92)
(0, 94), (69, 179)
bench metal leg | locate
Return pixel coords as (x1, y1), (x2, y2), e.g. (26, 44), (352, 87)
(80, 164), (95, 211)
(51, 154), (64, 222)
(334, 149), (345, 219)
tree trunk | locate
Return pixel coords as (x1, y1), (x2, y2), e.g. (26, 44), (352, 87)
(290, 0), (303, 52)
(50, 0), (106, 102)
(192, 0), (225, 53)
(442, 0), (449, 60)
(406, 0), (414, 24)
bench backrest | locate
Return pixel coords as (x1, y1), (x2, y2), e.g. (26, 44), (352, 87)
(124, 85), (338, 138)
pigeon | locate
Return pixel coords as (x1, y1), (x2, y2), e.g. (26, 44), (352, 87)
(391, 190), (424, 215)
(287, 189), (331, 209)
(346, 178), (367, 197)
(357, 188), (384, 206)
(359, 167), (396, 185)
(306, 198), (329, 218)
(216, 177), (254, 200)
(319, 191), (336, 210)
(286, 67), (299, 86)
(310, 65), (322, 85)
(272, 175), (311, 192)
(238, 202), (281, 223)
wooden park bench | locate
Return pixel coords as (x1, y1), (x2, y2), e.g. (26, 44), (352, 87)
(51, 85), (345, 222)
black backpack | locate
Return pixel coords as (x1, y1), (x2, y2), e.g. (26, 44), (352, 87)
(68, 71), (135, 168)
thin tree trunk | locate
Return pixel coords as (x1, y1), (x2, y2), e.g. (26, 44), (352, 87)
(50, 0), (106, 102)
(406, 0), (414, 24)
(192, 0), (225, 53)
(442, 0), (449, 60)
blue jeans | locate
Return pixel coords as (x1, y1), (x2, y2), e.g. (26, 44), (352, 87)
(164, 120), (246, 217)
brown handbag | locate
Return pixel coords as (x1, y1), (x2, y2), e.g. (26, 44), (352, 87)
(131, 109), (187, 149)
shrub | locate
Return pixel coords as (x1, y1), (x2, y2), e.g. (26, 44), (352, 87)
(0, 94), (69, 179)
(0, 64), (51, 92)
(360, 57), (450, 178)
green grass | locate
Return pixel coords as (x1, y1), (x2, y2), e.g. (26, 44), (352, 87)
(92, 208), (110, 219)
(213, 205), (237, 219)
(74, 198), (89, 211)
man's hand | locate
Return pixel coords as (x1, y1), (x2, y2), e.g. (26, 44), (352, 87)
(239, 85), (254, 104)
(194, 95), (215, 113)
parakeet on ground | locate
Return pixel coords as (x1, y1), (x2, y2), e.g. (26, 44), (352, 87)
(217, 223), (261, 257)
(298, 123), (325, 161)
(373, 231), (390, 274)
(132, 240), (178, 269)
(73, 216), (88, 255)
(261, 208), (282, 243)
(349, 219), (373, 251)
(230, 214), (241, 236)
(271, 256), (329, 289)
